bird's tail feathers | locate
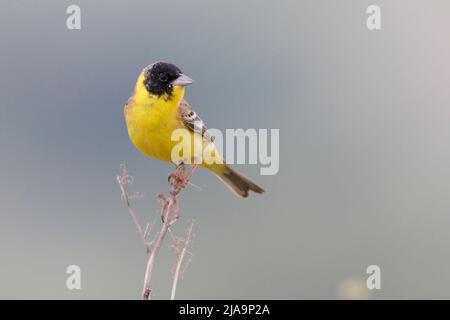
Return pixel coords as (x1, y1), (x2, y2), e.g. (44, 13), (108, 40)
(217, 165), (265, 198)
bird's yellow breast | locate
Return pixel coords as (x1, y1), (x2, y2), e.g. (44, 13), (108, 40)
(125, 73), (185, 162)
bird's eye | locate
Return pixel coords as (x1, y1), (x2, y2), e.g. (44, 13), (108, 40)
(159, 73), (168, 82)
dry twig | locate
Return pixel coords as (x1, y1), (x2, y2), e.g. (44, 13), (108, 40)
(170, 221), (194, 300)
(117, 163), (198, 300)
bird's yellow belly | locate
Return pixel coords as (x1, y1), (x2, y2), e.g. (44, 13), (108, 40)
(126, 103), (181, 163)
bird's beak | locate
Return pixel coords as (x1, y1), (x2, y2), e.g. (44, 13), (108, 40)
(172, 73), (193, 87)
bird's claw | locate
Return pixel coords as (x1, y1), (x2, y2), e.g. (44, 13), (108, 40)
(168, 172), (189, 190)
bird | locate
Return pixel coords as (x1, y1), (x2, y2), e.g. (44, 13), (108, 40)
(124, 61), (265, 198)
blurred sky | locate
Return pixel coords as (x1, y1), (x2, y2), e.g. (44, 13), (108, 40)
(1, 0), (450, 299)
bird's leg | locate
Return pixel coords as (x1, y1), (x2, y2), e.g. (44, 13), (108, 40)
(185, 164), (199, 182)
(168, 162), (193, 193)
(168, 162), (185, 187)
(176, 162), (186, 183)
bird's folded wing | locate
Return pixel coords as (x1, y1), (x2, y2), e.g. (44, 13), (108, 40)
(179, 100), (214, 142)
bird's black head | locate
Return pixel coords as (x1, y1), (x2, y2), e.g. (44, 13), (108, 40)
(143, 62), (192, 97)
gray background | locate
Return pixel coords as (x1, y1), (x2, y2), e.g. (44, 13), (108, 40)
(1, 0), (450, 299)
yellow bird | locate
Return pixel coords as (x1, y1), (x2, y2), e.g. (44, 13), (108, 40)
(124, 62), (264, 197)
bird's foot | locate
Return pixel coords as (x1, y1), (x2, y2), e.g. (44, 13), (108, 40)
(168, 163), (189, 192)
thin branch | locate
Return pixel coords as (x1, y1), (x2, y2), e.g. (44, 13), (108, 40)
(141, 197), (173, 300)
(171, 221), (194, 300)
(117, 166), (150, 253)
(142, 164), (198, 299)
(117, 163), (199, 300)
(143, 222), (154, 242)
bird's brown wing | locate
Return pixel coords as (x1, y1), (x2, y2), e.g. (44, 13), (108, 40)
(179, 100), (214, 142)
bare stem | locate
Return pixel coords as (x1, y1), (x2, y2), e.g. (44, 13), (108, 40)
(117, 169), (149, 253)
(141, 199), (173, 300)
(171, 221), (194, 300)
(117, 163), (198, 300)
